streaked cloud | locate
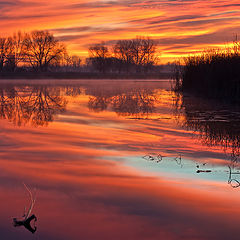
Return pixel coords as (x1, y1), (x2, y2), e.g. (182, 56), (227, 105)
(0, 0), (239, 62)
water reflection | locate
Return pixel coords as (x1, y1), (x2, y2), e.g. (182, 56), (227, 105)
(175, 93), (240, 159)
(88, 88), (157, 118)
(0, 85), (67, 126)
(64, 86), (82, 97)
(1, 80), (240, 240)
(142, 153), (240, 188)
(2, 82), (239, 161)
(0, 83), (161, 127)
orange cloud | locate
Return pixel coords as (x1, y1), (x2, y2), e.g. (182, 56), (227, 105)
(0, 1), (239, 62)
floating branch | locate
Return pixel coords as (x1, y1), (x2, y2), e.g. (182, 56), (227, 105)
(196, 170), (212, 173)
(12, 183), (37, 234)
(142, 154), (240, 189)
(143, 153), (182, 166)
(228, 166), (240, 188)
(174, 154), (183, 167)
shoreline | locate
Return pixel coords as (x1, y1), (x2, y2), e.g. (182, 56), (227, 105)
(0, 72), (171, 80)
(0, 78), (172, 87)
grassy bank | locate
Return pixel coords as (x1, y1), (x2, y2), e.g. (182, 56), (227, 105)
(174, 41), (240, 103)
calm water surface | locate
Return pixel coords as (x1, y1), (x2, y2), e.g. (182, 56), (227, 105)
(1, 79), (240, 240)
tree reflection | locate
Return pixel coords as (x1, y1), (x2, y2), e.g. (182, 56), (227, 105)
(175, 94), (240, 159)
(88, 88), (157, 118)
(112, 89), (156, 117)
(0, 85), (67, 126)
(64, 86), (82, 97)
(88, 95), (110, 112)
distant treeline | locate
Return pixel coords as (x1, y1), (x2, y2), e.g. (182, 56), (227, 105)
(87, 37), (159, 73)
(174, 39), (240, 103)
(0, 31), (161, 75)
(0, 31), (81, 72)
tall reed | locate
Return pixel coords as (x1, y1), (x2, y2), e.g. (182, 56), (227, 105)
(174, 40), (240, 103)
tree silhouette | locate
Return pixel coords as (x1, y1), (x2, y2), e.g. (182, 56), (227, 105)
(23, 31), (66, 72)
(0, 37), (13, 71)
(114, 37), (158, 72)
(88, 43), (110, 73)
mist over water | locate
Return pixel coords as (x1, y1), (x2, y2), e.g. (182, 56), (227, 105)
(1, 79), (240, 240)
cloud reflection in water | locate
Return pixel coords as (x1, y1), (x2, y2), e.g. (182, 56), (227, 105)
(0, 80), (240, 240)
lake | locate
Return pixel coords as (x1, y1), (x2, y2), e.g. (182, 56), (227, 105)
(0, 79), (240, 240)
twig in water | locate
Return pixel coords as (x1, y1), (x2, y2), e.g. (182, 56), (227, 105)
(12, 183), (37, 234)
(228, 166), (240, 188)
(143, 155), (155, 161)
(174, 154), (183, 167)
(196, 170), (212, 173)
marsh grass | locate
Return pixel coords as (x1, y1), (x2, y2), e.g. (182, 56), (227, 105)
(174, 40), (240, 103)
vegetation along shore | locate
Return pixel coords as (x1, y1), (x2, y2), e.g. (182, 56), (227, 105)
(174, 39), (240, 103)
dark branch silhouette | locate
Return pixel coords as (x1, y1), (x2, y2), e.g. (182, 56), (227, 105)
(87, 37), (158, 73)
(13, 183), (37, 234)
(23, 31), (66, 72)
(142, 153), (240, 188)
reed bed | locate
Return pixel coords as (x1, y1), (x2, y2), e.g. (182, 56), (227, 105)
(174, 41), (240, 103)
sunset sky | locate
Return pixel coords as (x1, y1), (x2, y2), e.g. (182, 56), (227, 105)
(1, 0), (240, 62)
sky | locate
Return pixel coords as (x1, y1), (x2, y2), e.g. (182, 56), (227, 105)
(0, 0), (240, 62)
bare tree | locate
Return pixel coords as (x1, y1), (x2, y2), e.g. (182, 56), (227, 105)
(23, 31), (66, 71)
(0, 38), (7, 71)
(113, 37), (158, 72)
(7, 31), (25, 71)
(88, 43), (110, 73)
(0, 37), (13, 71)
(0, 32), (26, 72)
(89, 43), (109, 59)
(113, 39), (133, 71)
(63, 53), (81, 71)
(69, 55), (81, 68)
